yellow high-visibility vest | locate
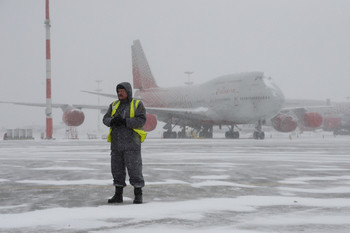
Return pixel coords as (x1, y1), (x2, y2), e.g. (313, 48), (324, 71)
(107, 99), (147, 143)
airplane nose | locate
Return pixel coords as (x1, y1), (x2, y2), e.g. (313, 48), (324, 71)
(266, 80), (285, 110)
(273, 88), (285, 110)
(262, 76), (285, 109)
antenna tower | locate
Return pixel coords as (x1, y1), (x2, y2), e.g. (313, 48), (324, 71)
(184, 71), (194, 85)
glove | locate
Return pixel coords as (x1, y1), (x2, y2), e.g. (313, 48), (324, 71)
(111, 116), (126, 126)
(110, 117), (118, 126)
(118, 118), (126, 126)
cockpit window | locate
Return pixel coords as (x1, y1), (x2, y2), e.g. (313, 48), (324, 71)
(263, 76), (276, 89)
(254, 75), (263, 81)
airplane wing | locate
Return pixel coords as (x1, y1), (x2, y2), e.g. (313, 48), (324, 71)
(280, 106), (334, 115)
(272, 100), (350, 133)
(283, 99), (330, 108)
(144, 106), (231, 129)
(71, 104), (108, 111)
(81, 90), (115, 98)
(146, 106), (209, 121)
(280, 98), (350, 116)
(81, 91), (215, 122)
(280, 98), (332, 114)
(0, 101), (66, 108)
(0, 101), (107, 112)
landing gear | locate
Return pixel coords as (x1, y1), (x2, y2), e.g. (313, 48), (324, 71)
(225, 125), (239, 139)
(253, 120), (265, 140)
(162, 116), (214, 139)
(198, 126), (213, 138)
(163, 130), (177, 138)
(65, 126), (78, 139)
(163, 120), (177, 138)
(163, 120), (188, 139)
(190, 126), (213, 139)
(253, 131), (265, 139)
(177, 127), (186, 138)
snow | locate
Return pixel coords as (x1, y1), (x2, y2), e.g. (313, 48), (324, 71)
(30, 166), (97, 171)
(1, 134), (350, 232)
(16, 179), (111, 186)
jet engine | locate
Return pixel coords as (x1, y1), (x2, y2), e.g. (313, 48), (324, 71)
(62, 109), (85, 127)
(144, 113), (157, 131)
(323, 117), (341, 131)
(271, 115), (298, 132)
(302, 112), (323, 128)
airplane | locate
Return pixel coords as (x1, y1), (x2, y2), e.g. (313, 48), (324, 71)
(5, 40), (346, 139)
(83, 40), (286, 139)
(0, 101), (92, 138)
(307, 102), (350, 134)
(0, 102), (86, 127)
(270, 99), (350, 134)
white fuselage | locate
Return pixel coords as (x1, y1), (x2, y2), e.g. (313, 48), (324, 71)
(135, 72), (285, 125)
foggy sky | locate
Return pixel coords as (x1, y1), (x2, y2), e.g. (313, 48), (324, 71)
(1, 0), (350, 132)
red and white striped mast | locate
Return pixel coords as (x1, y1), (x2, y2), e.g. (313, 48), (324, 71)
(44, 0), (53, 139)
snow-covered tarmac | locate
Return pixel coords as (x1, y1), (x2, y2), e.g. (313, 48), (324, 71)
(1, 134), (350, 233)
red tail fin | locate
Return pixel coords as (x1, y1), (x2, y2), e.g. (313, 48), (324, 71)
(132, 40), (158, 90)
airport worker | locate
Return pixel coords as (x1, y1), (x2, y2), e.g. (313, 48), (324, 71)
(103, 82), (147, 204)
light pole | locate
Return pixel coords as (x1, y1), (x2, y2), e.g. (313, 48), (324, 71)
(184, 71), (194, 85)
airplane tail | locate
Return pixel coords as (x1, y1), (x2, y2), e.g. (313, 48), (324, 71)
(132, 40), (158, 90)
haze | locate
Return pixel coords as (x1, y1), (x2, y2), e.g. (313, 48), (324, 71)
(0, 0), (349, 133)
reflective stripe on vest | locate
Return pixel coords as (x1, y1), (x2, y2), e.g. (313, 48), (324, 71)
(107, 99), (147, 143)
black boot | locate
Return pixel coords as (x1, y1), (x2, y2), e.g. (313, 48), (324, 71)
(108, 186), (123, 203)
(133, 187), (143, 204)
